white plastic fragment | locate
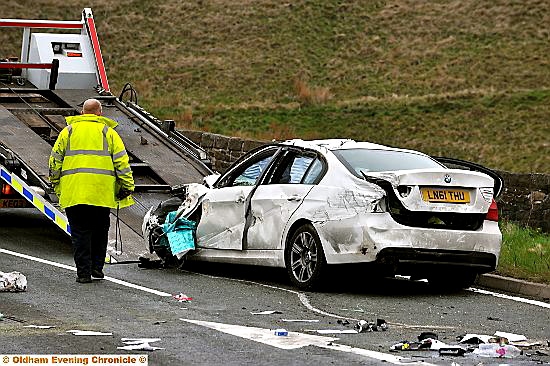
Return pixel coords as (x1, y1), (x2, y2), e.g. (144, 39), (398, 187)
(308, 329), (358, 334)
(24, 325), (56, 329)
(118, 338), (164, 351)
(250, 310), (282, 315)
(0, 271), (27, 292)
(67, 330), (113, 336)
(494, 331), (527, 343)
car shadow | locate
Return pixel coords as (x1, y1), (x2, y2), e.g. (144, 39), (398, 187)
(181, 261), (468, 298)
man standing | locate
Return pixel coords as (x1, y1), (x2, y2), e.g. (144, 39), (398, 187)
(49, 98), (135, 283)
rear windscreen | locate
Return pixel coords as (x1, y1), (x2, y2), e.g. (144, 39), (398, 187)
(332, 148), (443, 176)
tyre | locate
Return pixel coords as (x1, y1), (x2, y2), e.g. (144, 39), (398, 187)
(285, 223), (326, 290)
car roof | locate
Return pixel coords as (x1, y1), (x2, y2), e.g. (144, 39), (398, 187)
(280, 138), (428, 156)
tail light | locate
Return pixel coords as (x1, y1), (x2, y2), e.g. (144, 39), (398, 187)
(486, 199), (499, 222)
(1, 183), (14, 195)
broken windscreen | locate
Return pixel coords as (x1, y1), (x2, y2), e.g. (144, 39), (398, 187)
(332, 148), (443, 176)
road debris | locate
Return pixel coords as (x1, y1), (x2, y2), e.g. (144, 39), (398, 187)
(172, 293), (193, 302)
(0, 271), (27, 292)
(274, 329), (289, 336)
(23, 325), (56, 329)
(67, 330), (113, 336)
(250, 310), (282, 315)
(118, 338), (164, 351)
(355, 319), (388, 333)
(473, 343), (522, 358)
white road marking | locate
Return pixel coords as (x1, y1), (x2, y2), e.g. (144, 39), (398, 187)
(184, 270), (455, 329)
(469, 287), (550, 309)
(0, 248), (171, 297)
(180, 318), (436, 365)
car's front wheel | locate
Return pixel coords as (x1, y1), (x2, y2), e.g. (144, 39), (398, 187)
(285, 223), (326, 290)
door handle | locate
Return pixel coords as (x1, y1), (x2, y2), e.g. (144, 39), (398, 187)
(287, 195), (302, 202)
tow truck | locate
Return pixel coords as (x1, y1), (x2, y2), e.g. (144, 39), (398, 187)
(0, 9), (212, 261)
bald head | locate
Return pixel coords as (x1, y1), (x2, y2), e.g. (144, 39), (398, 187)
(82, 99), (102, 115)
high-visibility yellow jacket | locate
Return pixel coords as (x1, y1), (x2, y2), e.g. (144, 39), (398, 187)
(48, 114), (135, 209)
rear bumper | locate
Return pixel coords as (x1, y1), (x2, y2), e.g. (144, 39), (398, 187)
(318, 213), (501, 272)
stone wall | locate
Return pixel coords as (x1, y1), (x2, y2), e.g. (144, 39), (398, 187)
(181, 129), (549, 233)
(496, 171), (549, 232)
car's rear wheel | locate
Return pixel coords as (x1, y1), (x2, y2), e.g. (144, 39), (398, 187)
(285, 223), (326, 290)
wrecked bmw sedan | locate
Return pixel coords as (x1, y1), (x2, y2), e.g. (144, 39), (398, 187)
(142, 139), (503, 290)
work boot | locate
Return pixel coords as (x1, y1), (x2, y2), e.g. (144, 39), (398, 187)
(91, 269), (104, 279)
(76, 276), (92, 284)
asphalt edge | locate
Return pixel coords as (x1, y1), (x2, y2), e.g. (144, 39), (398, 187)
(476, 273), (550, 301)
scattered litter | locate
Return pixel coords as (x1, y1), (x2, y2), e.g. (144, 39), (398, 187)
(67, 330), (113, 336)
(418, 332), (438, 341)
(250, 310), (282, 315)
(473, 343), (522, 358)
(0, 271), (27, 292)
(274, 329), (288, 336)
(459, 334), (495, 344)
(153, 321), (167, 325)
(23, 325), (56, 329)
(494, 331), (527, 343)
(118, 338), (164, 351)
(438, 347), (466, 356)
(355, 319), (388, 333)
(173, 293), (193, 302)
(281, 319), (320, 323)
(337, 319), (350, 326)
(391, 337), (448, 351)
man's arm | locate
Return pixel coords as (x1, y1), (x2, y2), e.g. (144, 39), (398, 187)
(48, 129), (68, 196)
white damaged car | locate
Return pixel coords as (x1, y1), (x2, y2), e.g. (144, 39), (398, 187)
(142, 139), (503, 290)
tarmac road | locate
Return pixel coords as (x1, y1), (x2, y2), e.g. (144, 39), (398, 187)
(1, 208), (549, 366)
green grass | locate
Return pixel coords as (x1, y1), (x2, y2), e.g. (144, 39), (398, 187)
(498, 222), (550, 285)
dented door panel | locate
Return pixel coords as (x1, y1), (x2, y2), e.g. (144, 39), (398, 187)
(196, 186), (252, 250)
(246, 184), (313, 250)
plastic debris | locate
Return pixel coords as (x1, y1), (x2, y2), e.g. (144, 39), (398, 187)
(274, 329), (288, 336)
(173, 293), (193, 302)
(494, 331), (527, 343)
(24, 325), (55, 329)
(459, 334), (495, 344)
(67, 330), (113, 336)
(473, 343), (522, 358)
(250, 310), (282, 315)
(0, 271), (27, 292)
(118, 338), (164, 351)
(355, 319), (388, 333)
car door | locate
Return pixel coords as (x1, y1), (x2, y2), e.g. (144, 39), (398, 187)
(245, 148), (325, 250)
(195, 147), (279, 250)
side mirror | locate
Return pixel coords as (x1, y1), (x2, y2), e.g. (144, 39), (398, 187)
(203, 174), (221, 188)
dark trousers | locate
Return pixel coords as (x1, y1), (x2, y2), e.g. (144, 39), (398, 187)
(65, 205), (111, 278)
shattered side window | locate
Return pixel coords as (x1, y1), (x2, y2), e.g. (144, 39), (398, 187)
(269, 153), (318, 184)
(233, 155), (273, 186)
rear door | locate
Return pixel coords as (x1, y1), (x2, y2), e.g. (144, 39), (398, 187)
(245, 148), (325, 250)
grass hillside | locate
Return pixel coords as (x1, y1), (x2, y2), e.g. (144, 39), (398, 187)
(2, 0), (549, 172)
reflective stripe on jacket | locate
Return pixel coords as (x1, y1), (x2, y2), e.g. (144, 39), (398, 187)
(48, 114), (135, 209)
